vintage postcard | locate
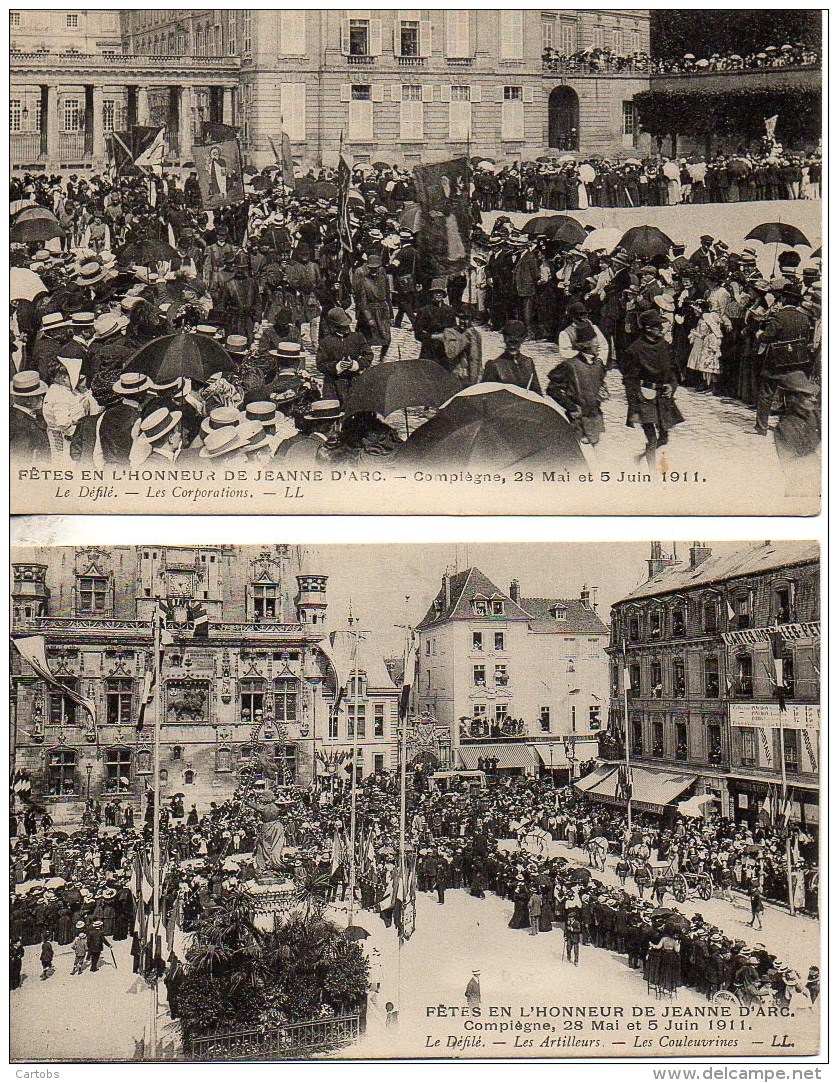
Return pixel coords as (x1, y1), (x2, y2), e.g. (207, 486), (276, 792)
(10, 538), (821, 1060)
(9, 9), (822, 515)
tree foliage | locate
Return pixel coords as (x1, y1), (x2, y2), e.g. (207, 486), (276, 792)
(650, 12), (822, 59)
(177, 889), (369, 1043)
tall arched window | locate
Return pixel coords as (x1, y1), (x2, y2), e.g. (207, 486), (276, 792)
(274, 677), (299, 722)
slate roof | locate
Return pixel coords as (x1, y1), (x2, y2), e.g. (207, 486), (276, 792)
(417, 567), (608, 635)
(617, 541), (819, 604)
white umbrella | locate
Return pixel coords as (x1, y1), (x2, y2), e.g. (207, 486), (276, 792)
(580, 226), (622, 253)
(558, 154), (576, 164)
(477, 160), (496, 171)
(45, 876), (66, 889)
(683, 53), (695, 60)
(10, 267), (47, 302)
(578, 163), (596, 183)
(662, 161), (680, 180)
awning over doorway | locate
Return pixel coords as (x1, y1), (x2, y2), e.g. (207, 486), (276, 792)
(458, 744), (537, 771)
(574, 763), (617, 793)
(586, 764), (697, 813)
(531, 743), (572, 769)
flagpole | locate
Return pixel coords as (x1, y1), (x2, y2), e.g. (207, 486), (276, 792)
(776, 692), (795, 917)
(148, 599), (162, 1061)
(622, 639), (632, 841)
(347, 605), (360, 927)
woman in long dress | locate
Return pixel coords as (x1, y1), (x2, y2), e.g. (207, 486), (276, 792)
(508, 880), (530, 929)
(687, 301), (724, 391)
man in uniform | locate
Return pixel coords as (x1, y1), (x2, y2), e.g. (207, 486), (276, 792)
(754, 281), (812, 436)
(483, 320), (542, 393)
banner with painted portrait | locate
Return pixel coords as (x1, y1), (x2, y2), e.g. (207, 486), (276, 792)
(192, 139), (245, 209)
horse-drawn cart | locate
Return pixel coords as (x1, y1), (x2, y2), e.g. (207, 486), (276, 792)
(632, 856), (712, 902)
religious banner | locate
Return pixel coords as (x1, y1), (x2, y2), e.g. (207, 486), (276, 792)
(192, 139), (245, 209)
(413, 156), (471, 276)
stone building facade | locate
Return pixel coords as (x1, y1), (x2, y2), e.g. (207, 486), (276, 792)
(604, 541), (820, 825)
(10, 545), (398, 819)
(415, 567), (609, 781)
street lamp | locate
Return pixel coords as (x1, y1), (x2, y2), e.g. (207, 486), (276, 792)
(85, 762), (93, 801)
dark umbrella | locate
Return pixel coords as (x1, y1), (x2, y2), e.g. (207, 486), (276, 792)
(118, 239), (179, 265)
(650, 907), (676, 920)
(397, 385), (588, 471)
(128, 333), (232, 385)
(313, 180), (338, 200)
(372, 161), (389, 170)
(745, 223), (811, 248)
(541, 216), (587, 245)
(725, 159), (752, 178)
(294, 176), (318, 198)
(249, 175), (271, 192)
(664, 914), (691, 933)
(343, 359), (461, 424)
(10, 218), (64, 245)
(567, 867), (591, 884)
(11, 206), (59, 225)
(521, 215), (557, 236)
(617, 225), (674, 260)
(343, 925), (371, 942)
(811, 246), (821, 259)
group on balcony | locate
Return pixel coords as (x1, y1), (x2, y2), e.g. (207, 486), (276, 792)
(460, 716), (526, 740)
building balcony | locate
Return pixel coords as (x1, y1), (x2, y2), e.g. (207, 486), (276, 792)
(648, 65), (820, 97)
(447, 57), (474, 67)
(347, 54), (375, 66)
(396, 55), (426, 67)
(542, 53), (651, 77)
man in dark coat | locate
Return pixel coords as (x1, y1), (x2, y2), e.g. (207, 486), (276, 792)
(10, 371), (51, 462)
(98, 372), (153, 464)
(483, 321), (542, 393)
(623, 310), (684, 465)
(86, 920), (111, 972)
(413, 278), (458, 367)
(754, 283), (812, 436)
(315, 308), (373, 404)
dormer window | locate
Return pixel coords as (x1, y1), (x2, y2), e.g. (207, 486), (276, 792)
(253, 582), (278, 619)
(77, 575), (109, 614)
(628, 614), (640, 641)
(672, 606), (686, 637)
(472, 597), (489, 616)
(702, 598), (718, 633)
(773, 582), (795, 625)
(492, 600), (504, 615)
(649, 610), (663, 639)
(551, 604), (568, 621)
(731, 593), (752, 631)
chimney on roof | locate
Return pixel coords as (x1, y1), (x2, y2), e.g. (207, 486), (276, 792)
(580, 584), (590, 608)
(509, 578), (520, 604)
(689, 542), (712, 570)
(647, 541), (679, 580)
(591, 586), (598, 611)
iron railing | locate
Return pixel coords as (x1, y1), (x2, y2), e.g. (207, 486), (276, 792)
(188, 1014), (360, 1061)
(10, 131), (41, 164)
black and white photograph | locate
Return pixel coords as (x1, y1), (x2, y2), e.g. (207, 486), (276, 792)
(9, 538), (821, 1061)
(8, 8), (823, 515)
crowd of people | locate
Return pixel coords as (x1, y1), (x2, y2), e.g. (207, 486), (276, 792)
(10, 771), (818, 1014)
(540, 42), (819, 76)
(9, 154), (821, 473)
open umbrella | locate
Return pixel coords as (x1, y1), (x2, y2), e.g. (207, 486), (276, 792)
(665, 914), (691, 933)
(477, 160), (496, 171)
(10, 217), (64, 245)
(395, 384), (588, 471)
(745, 223), (811, 248)
(372, 161), (389, 170)
(12, 206), (59, 225)
(726, 159), (751, 178)
(811, 246), (821, 259)
(541, 216), (587, 245)
(10, 198), (38, 215)
(128, 332), (232, 385)
(343, 359), (461, 421)
(521, 214), (557, 236)
(10, 267), (47, 302)
(567, 867), (591, 884)
(118, 238), (179, 265)
(249, 174), (271, 192)
(399, 202), (422, 231)
(343, 925), (371, 942)
(45, 876), (67, 889)
(580, 226), (622, 253)
(558, 154), (577, 164)
(578, 163), (596, 184)
(695, 58), (710, 68)
(313, 180), (338, 200)
(618, 225), (674, 260)
(650, 907), (676, 920)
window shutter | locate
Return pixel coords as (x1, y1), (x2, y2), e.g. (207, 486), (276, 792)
(523, 86), (534, 105)
(421, 83), (434, 104)
(340, 83), (351, 103)
(498, 85), (506, 104)
(420, 18), (432, 57)
(340, 19), (349, 55)
(390, 83), (401, 103)
(369, 18), (382, 56)
(439, 85), (452, 103)
(371, 83), (385, 103)
(471, 85), (482, 104)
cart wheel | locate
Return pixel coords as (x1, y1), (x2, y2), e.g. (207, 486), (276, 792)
(672, 875), (687, 903)
(698, 877), (712, 901)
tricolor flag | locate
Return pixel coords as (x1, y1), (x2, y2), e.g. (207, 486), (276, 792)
(269, 124), (297, 191)
(107, 125), (165, 175)
(617, 762), (633, 802)
(399, 630), (417, 723)
(337, 144), (355, 265)
(330, 825), (348, 877)
(770, 630), (787, 711)
(189, 601), (209, 639)
(12, 635), (97, 726)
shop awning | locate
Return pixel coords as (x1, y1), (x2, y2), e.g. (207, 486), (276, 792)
(531, 743), (571, 769)
(574, 763), (618, 793)
(587, 765), (697, 813)
(458, 744), (537, 771)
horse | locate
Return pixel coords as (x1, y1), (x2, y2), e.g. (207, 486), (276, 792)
(585, 835), (610, 871)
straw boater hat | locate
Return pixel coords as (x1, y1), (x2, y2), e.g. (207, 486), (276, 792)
(240, 420), (272, 454)
(269, 342), (303, 360)
(225, 334), (249, 355)
(74, 261), (111, 286)
(93, 312), (129, 340)
(11, 370), (48, 397)
(40, 311), (71, 330)
(112, 372), (152, 397)
(245, 401), (277, 427)
(138, 407), (182, 446)
(199, 425), (253, 459)
(200, 405), (242, 437)
(304, 399), (344, 423)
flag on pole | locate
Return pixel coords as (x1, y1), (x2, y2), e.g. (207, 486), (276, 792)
(330, 825), (347, 877)
(337, 140), (355, 268)
(396, 850), (418, 941)
(12, 636), (97, 724)
(269, 125), (297, 191)
(107, 126), (165, 175)
(770, 631), (787, 710)
(617, 762), (633, 802)
(201, 121), (240, 146)
(399, 629), (417, 722)
(726, 596), (736, 623)
(759, 784), (778, 827)
(413, 156), (471, 276)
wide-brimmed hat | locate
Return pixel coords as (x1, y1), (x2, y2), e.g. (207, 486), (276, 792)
(270, 342), (303, 359)
(245, 401), (277, 426)
(40, 311), (70, 330)
(91, 920), (104, 928)
(225, 334), (249, 354)
(94, 312), (129, 340)
(429, 278), (448, 293)
(11, 370), (48, 397)
(75, 920), (86, 930)
(304, 399), (344, 423)
(502, 319), (527, 341)
(240, 420), (272, 453)
(75, 262), (110, 286)
(71, 311), (96, 329)
(199, 425), (252, 458)
(200, 405), (242, 436)
(139, 407), (182, 445)
(113, 372), (152, 397)
(195, 323), (220, 336)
